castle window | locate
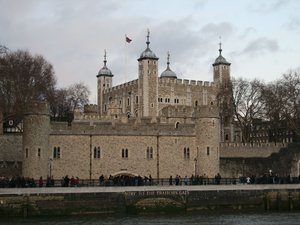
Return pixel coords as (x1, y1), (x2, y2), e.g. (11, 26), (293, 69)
(136, 96), (139, 104)
(165, 98), (168, 103)
(184, 147), (190, 159)
(38, 148), (41, 158)
(225, 134), (229, 141)
(122, 148), (128, 158)
(94, 147), (101, 159)
(175, 122), (180, 129)
(195, 100), (198, 106)
(119, 100), (122, 105)
(127, 98), (130, 106)
(168, 98), (170, 103)
(151, 103), (154, 107)
(25, 148), (28, 158)
(104, 104), (107, 112)
(146, 147), (153, 159)
(207, 147), (210, 156)
(53, 147), (61, 159)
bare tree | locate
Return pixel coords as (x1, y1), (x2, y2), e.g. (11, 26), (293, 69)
(0, 49), (56, 124)
(67, 82), (90, 114)
(48, 88), (72, 121)
(231, 78), (265, 142)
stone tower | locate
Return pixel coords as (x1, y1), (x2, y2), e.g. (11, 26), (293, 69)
(97, 50), (113, 116)
(212, 41), (233, 142)
(212, 41), (231, 84)
(138, 30), (159, 117)
(22, 101), (50, 179)
(194, 106), (220, 177)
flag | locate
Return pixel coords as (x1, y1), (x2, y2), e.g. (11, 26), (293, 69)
(126, 36), (132, 43)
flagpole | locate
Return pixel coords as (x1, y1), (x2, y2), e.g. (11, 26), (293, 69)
(125, 34), (128, 83)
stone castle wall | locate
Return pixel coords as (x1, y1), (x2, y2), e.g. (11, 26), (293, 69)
(220, 142), (286, 158)
(0, 134), (22, 177)
(49, 134), (196, 180)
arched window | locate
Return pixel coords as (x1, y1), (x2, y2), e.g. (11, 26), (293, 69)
(195, 100), (198, 106)
(175, 122), (180, 129)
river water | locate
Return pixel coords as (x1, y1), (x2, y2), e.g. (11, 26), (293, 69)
(1, 212), (300, 225)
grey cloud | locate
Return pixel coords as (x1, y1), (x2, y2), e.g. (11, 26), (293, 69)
(247, 0), (290, 13)
(238, 27), (256, 39)
(284, 18), (300, 31)
(240, 38), (279, 56)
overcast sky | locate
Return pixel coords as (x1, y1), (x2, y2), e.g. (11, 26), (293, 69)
(1, 0), (300, 103)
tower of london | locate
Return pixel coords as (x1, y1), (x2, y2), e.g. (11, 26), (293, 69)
(4, 31), (296, 181)
(19, 30), (230, 180)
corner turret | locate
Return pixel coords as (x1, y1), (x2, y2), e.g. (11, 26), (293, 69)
(212, 39), (231, 84)
(22, 101), (50, 179)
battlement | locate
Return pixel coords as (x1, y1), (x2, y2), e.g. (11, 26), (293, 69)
(220, 142), (287, 148)
(220, 142), (288, 158)
(160, 105), (194, 118)
(24, 101), (50, 116)
(194, 105), (219, 118)
(159, 77), (215, 87)
(84, 104), (98, 114)
(105, 79), (138, 93)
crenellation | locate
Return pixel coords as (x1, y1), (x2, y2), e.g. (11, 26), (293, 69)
(197, 81), (203, 86)
(204, 81), (210, 87)
(176, 79), (183, 84)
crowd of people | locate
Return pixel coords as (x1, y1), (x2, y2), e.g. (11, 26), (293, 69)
(1, 172), (300, 188)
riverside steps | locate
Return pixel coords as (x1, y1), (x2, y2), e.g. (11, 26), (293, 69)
(1, 184), (300, 217)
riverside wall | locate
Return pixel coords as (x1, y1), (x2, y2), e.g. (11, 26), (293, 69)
(1, 185), (300, 217)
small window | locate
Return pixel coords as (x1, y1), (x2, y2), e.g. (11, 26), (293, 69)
(146, 147), (153, 159)
(94, 147), (101, 159)
(184, 147), (190, 159)
(122, 148), (128, 158)
(127, 98), (130, 106)
(207, 147), (210, 156)
(136, 96), (139, 104)
(53, 147), (61, 159)
(104, 104), (107, 112)
(38, 148), (41, 157)
(195, 100), (198, 106)
(225, 134), (229, 141)
(175, 122), (179, 129)
(25, 148), (28, 158)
